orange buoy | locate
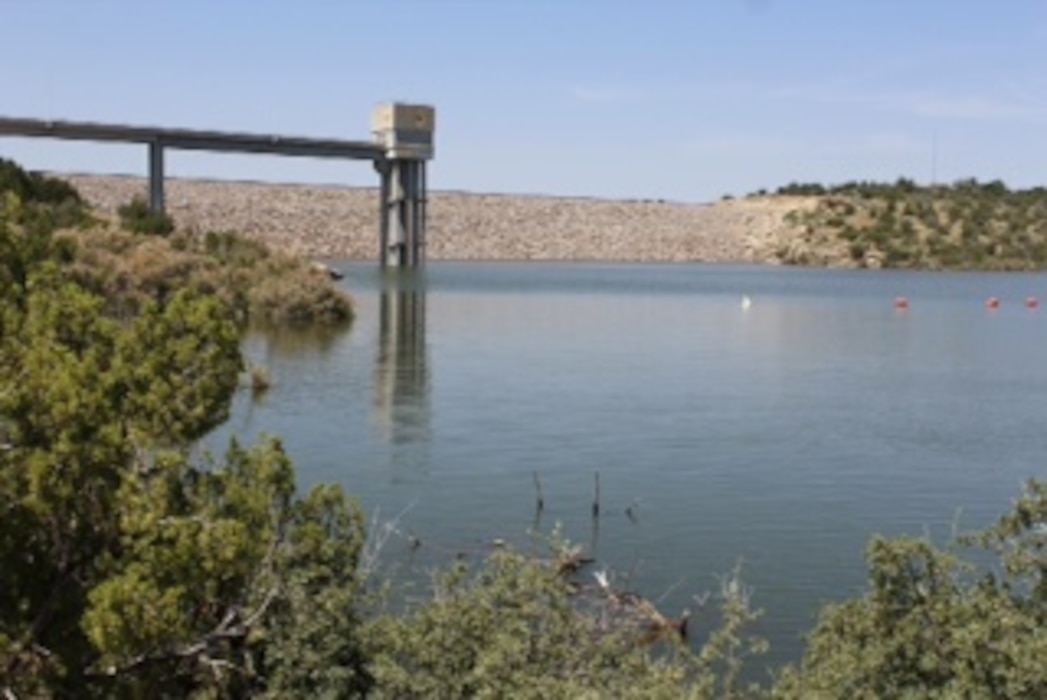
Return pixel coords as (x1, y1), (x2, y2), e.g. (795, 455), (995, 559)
(985, 297), (1000, 310)
(893, 296), (909, 310)
(1026, 297), (1039, 309)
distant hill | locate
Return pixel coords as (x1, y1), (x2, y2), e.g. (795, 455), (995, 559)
(767, 178), (1047, 271)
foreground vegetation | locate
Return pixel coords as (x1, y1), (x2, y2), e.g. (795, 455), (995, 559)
(2, 161), (1045, 696)
(769, 178), (1047, 270)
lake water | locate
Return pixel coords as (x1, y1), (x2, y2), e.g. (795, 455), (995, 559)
(208, 261), (1047, 675)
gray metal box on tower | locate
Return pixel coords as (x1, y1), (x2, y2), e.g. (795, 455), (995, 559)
(372, 103), (435, 160)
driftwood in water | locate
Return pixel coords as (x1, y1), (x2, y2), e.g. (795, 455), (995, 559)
(554, 543), (595, 577)
(546, 543), (690, 647)
(592, 470), (600, 518)
(533, 471), (544, 513)
(593, 570), (690, 645)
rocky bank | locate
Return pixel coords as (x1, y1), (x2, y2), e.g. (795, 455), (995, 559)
(62, 174), (816, 264)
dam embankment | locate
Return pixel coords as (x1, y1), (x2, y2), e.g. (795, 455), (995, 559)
(62, 174), (814, 263)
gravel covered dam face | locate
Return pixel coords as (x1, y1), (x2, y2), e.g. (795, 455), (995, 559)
(62, 174), (814, 264)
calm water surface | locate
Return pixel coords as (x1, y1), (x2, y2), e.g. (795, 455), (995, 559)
(208, 261), (1047, 673)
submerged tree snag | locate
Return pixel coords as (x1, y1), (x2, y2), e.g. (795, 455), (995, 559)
(592, 570), (690, 646)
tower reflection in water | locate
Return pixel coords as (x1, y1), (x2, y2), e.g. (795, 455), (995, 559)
(373, 272), (430, 448)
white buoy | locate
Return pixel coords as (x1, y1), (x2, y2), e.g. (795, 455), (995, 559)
(741, 294), (752, 311)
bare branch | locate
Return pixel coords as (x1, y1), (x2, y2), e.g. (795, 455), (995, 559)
(360, 500), (418, 579)
(86, 586), (279, 682)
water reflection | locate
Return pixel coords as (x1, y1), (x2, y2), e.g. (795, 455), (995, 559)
(248, 321), (346, 360)
(373, 273), (430, 446)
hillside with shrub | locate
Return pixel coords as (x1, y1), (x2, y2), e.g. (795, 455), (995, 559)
(771, 178), (1047, 270)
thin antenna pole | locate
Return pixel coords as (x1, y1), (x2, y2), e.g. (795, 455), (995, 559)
(931, 130), (938, 186)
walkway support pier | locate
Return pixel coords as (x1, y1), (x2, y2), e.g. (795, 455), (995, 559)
(148, 140), (164, 212)
(372, 104), (434, 268)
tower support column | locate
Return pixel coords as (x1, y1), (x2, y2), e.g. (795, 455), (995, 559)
(148, 140), (165, 213)
(379, 159), (427, 267)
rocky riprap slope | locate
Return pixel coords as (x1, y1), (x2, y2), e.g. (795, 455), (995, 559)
(62, 174), (814, 263)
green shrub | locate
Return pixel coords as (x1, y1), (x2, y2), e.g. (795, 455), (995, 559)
(0, 158), (82, 206)
(118, 196), (175, 236)
(203, 230), (270, 266)
(247, 264), (354, 326)
(62, 227), (353, 327)
(775, 481), (1047, 699)
(365, 539), (766, 699)
(0, 160), (87, 229)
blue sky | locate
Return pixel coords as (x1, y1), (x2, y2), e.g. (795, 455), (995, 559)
(2, 1), (1045, 203)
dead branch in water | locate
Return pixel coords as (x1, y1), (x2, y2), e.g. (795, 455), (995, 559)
(591, 569), (692, 646)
